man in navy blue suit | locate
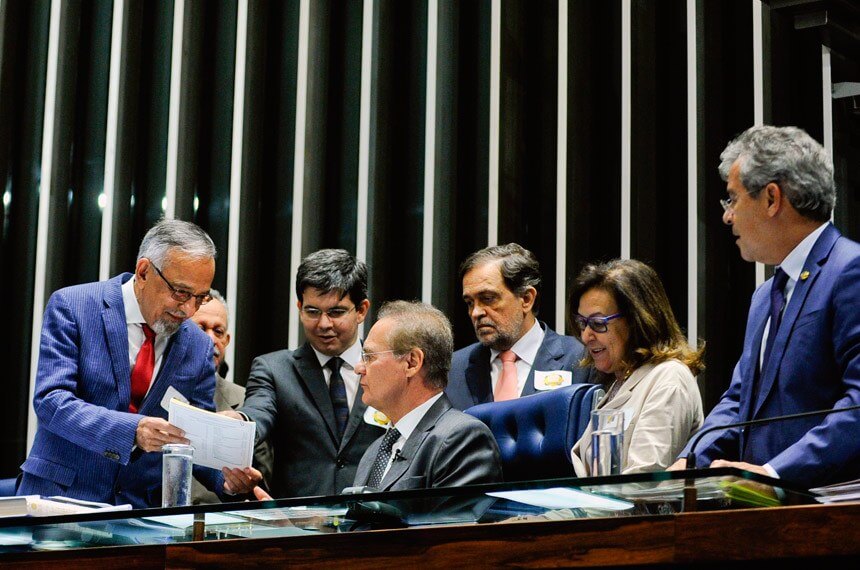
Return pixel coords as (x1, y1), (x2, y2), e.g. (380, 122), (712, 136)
(19, 219), (256, 507)
(672, 125), (860, 488)
(445, 243), (592, 410)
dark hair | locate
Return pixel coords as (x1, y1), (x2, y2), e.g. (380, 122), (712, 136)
(569, 259), (704, 379)
(718, 125), (835, 222)
(377, 300), (454, 390)
(295, 249), (368, 304)
(459, 243), (542, 314)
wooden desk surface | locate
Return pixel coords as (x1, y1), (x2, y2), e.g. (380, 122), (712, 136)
(2, 501), (858, 568)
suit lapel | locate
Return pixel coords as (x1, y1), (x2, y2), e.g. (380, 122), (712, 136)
(741, 303), (769, 420)
(140, 326), (191, 414)
(102, 275), (132, 409)
(754, 225), (839, 417)
(524, 322), (565, 396)
(293, 343), (340, 443)
(381, 396), (451, 490)
(464, 345), (493, 405)
(340, 385), (370, 451)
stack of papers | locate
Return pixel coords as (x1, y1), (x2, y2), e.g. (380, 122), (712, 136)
(810, 479), (860, 504)
(0, 495), (132, 517)
(168, 399), (256, 470)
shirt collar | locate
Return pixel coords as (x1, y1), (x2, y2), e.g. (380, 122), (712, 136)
(777, 222), (829, 283)
(393, 392), (443, 442)
(489, 319), (544, 365)
(312, 338), (363, 370)
(122, 276), (146, 325)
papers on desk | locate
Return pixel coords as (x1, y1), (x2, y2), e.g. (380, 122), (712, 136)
(810, 478), (860, 503)
(1, 495), (133, 517)
(487, 487), (634, 511)
(142, 512), (248, 529)
(168, 399), (256, 470)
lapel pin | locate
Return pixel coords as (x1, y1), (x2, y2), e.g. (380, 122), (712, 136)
(800, 270), (810, 281)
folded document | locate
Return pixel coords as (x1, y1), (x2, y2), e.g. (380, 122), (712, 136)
(168, 399), (256, 470)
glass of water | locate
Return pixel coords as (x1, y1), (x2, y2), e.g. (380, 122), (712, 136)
(590, 409), (624, 476)
(162, 443), (194, 507)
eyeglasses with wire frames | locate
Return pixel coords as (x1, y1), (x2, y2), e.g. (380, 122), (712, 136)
(573, 313), (623, 334)
(300, 305), (356, 321)
(150, 263), (212, 306)
(359, 350), (403, 364)
(719, 182), (775, 213)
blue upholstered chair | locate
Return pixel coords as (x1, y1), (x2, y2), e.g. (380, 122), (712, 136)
(464, 383), (604, 482)
(0, 477), (18, 497)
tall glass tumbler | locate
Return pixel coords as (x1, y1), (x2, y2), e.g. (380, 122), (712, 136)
(590, 409), (624, 476)
(162, 443), (194, 507)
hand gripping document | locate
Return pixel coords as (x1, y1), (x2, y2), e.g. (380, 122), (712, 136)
(167, 399), (256, 470)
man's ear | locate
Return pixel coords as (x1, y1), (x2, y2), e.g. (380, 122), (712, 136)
(355, 298), (371, 323)
(765, 182), (783, 216)
(135, 258), (150, 281)
(521, 286), (537, 313)
(404, 347), (425, 379)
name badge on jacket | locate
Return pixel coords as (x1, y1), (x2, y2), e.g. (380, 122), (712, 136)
(534, 370), (572, 391)
(363, 406), (391, 427)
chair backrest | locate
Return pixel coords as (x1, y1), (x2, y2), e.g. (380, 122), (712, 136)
(0, 477), (18, 497)
(464, 383), (604, 482)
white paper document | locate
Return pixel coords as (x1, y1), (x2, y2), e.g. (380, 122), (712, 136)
(487, 487), (634, 511)
(168, 399), (256, 470)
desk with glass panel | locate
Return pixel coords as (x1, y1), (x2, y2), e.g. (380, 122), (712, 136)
(1, 468), (857, 567)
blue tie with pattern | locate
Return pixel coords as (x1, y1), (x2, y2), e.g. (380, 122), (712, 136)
(327, 357), (349, 441)
(366, 427), (401, 488)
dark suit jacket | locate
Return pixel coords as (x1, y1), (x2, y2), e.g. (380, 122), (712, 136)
(354, 395), (503, 491)
(238, 343), (386, 497)
(18, 273), (223, 508)
(681, 224), (860, 487)
(445, 321), (592, 410)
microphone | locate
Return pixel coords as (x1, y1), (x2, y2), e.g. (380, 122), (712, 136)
(393, 449), (405, 462)
(685, 403), (860, 469)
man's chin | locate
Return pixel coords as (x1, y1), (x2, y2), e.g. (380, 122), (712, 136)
(153, 318), (181, 336)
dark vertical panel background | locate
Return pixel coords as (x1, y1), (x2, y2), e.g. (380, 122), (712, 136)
(0, 0), (50, 478)
(118, 0), (175, 272)
(233, 0), (300, 387)
(188, 0), (237, 295)
(565, 0), (622, 321)
(498, 0), (559, 327)
(698, 0), (756, 411)
(629, 0), (689, 329)
(366, 0), (427, 325)
(434, 0), (490, 350)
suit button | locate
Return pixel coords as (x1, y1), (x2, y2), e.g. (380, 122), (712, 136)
(336, 460), (344, 469)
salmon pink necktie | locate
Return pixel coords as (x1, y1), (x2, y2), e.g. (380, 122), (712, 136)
(495, 350), (519, 401)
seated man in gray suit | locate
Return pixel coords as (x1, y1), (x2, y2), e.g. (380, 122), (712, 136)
(253, 300), (502, 499)
(350, 300), (502, 491)
(446, 243), (592, 410)
(222, 250), (386, 498)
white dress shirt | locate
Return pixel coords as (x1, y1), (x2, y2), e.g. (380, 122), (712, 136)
(379, 392), (444, 480)
(312, 339), (362, 410)
(122, 277), (170, 399)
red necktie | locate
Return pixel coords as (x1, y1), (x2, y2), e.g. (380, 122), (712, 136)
(495, 350), (520, 401)
(129, 324), (156, 413)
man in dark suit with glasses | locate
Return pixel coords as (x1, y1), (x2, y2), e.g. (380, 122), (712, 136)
(221, 249), (386, 498)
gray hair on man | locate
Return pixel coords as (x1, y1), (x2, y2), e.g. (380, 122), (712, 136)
(376, 300), (454, 390)
(718, 125), (835, 222)
(137, 219), (217, 266)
